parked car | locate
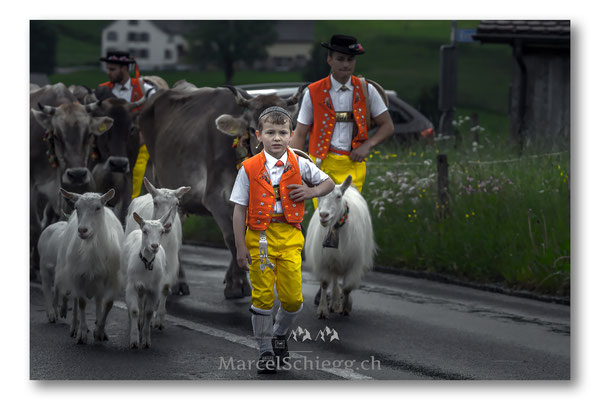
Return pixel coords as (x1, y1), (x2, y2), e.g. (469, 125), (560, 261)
(236, 82), (434, 141)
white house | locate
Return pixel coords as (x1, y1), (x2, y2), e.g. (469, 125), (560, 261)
(101, 20), (189, 70)
(258, 21), (315, 71)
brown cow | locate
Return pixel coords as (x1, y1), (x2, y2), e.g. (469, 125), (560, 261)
(30, 83), (113, 274)
(138, 84), (305, 298)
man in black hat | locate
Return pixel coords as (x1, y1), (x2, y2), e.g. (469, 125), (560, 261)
(99, 50), (154, 103)
(291, 34), (393, 195)
(99, 50), (155, 199)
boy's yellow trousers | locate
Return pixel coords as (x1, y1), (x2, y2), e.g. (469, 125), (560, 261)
(246, 221), (304, 313)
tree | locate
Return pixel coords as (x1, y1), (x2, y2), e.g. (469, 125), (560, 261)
(186, 21), (278, 85)
(30, 21), (57, 74)
(302, 42), (331, 83)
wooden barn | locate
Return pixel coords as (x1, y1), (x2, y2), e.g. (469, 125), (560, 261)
(473, 20), (570, 148)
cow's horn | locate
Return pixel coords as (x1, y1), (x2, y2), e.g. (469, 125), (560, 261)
(85, 101), (100, 112)
(38, 103), (56, 115)
(285, 83), (308, 106)
(222, 85), (251, 108)
(128, 93), (147, 111)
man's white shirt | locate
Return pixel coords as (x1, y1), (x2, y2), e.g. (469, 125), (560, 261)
(297, 75), (388, 152)
(110, 78), (156, 102)
(229, 150), (330, 214)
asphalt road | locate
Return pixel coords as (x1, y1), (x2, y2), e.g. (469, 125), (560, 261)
(30, 244), (570, 380)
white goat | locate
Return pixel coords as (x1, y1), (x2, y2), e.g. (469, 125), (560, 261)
(121, 207), (175, 349)
(37, 220), (67, 323)
(54, 189), (124, 344)
(125, 177), (190, 329)
(305, 175), (376, 319)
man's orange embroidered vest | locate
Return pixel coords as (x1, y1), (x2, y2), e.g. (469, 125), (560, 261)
(99, 78), (144, 111)
(242, 148), (304, 231)
(307, 75), (369, 160)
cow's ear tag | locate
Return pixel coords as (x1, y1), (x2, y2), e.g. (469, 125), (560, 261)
(98, 123), (107, 132)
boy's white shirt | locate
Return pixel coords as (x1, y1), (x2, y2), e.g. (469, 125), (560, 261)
(230, 149), (330, 214)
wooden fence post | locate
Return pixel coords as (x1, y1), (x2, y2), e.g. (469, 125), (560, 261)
(472, 112), (479, 144)
(437, 154), (450, 219)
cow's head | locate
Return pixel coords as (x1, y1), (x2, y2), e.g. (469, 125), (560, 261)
(215, 85), (307, 156)
(85, 93), (146, 174)
(31, 101), (114, 188)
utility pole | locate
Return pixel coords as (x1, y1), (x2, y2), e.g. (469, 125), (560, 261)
(438, 21), (458, 137)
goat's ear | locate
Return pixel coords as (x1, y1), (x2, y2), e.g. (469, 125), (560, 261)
(175, 186), (191, 198)
(100, 189), (115, 205)
(160, 206), (176, 230)
(143, 177), (158, 197)
(340, 175), (353, 195)
(59, 188), (80, 203)
(133, 212), (145, 228)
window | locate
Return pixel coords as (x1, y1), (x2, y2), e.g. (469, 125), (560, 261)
(107, 31), (118, 41)
(127, 32), (137, 42)
(140, 32), (149, 42)
(138, 49), (149, 59)
(164, 49), (172, 59)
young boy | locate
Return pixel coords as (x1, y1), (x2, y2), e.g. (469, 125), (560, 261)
(230, 106), (334, 374)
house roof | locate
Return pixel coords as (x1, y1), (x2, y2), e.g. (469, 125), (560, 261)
(473, 20), (570, 46)
(275, 20), (314, 43)
(150, 20), (194, 36)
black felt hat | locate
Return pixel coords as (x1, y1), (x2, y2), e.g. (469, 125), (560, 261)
(99, 50), (135, 65)
(321, 34), (365, 55)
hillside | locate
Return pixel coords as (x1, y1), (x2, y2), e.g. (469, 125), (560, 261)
(47, 19), (513, 135)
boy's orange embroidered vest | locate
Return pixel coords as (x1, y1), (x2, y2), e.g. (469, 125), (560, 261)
(307, 75), (369, 160)
(242, 148), (304, 231)
(99, 78), (144, 111)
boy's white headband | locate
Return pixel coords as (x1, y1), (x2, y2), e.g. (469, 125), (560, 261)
(258, 106), (291, 121)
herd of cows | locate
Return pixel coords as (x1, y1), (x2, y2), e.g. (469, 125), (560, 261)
(30, 78), (306, 301)
(30, 78), (379, 350)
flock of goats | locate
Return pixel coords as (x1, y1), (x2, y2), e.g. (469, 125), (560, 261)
(30, 79), (376, 349)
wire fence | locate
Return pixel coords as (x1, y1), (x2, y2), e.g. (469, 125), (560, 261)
(365, 151), (568, 167)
